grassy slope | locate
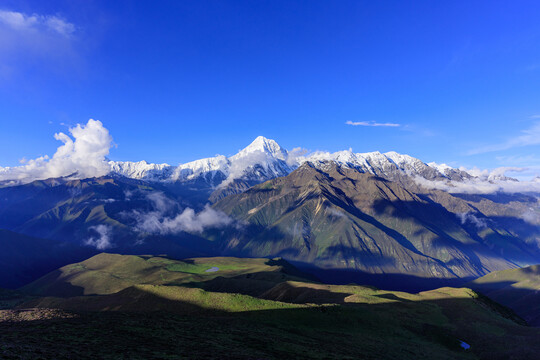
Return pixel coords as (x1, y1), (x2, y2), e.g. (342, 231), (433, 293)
(21, 253), (305, 297)
(467, 264), (540, 326)
(3, 253), (539, 359)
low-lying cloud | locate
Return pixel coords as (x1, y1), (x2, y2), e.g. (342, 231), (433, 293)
(126, 192), (233, 235)
(413, 166), (540, 194)
(132, 205), (233, 235)
(457, 212), (488, 229)
(327, 207), (346, 218)
(0, 119), (112, 184)
(413, 176), (540, 194)
(85, 224), (114, 250)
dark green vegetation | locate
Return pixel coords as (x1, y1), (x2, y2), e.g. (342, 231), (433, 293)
(468, 264), (540, 326)
(1, 254), (539, 359)
(215, 162), (540, 290)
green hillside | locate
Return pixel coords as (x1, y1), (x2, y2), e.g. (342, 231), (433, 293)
(21, 253), (308, 297)
(3, 254), (539, 359)
(468, 264), (540, 326)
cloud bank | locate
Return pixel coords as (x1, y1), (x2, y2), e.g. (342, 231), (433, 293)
(413, 169), (540, 194)
(0, 119), (112, 184)
(346, 120), (400, 127)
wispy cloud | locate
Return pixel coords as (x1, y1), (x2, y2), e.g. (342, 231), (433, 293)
(468, 121), (540, 155)
(0, 9), (75, 36)
(0, 9), (78, 80)
(345, 121), (400, 127)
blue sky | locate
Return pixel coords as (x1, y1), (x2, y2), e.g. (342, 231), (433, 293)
(1, 1), (540, 179)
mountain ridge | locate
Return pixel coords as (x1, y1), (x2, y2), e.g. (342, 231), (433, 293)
(107, 136), (525, 194)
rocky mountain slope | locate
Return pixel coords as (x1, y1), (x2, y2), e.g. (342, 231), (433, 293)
(214, 162), (540, 290)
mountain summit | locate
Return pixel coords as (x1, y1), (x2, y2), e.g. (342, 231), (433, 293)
(233, 136), (288, 161)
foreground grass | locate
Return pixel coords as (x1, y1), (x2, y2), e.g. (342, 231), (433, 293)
(7, 254), (540, 359)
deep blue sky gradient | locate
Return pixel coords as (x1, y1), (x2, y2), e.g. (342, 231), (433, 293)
(1, 1), (540, 178)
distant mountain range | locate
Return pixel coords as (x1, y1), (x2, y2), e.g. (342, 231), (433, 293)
(1, 136), (539, 291)
(107, 136), (517, 195)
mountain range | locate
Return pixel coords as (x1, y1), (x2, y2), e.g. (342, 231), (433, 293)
(1, 136), (539, 292)
(107, 136), (494, 197)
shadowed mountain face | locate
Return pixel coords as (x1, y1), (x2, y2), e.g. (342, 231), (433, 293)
(0, 229), (94, 289)
(214, 162), (540, 288)
(467, 264), (540, 326)
(0, 176), (226, 287)
(0, 176), (219, 251)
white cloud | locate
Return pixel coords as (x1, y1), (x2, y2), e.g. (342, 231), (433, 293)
(327, 208), (346, 218)
(286, 147), (308, 167)
(0, 9), (75, 36)
(85, 224), (114, 250)
(0, 119), (113, 184)
(412, 169), (540, 194)
(457, 212), (487, 229)
(123, 191), (235, 235)
(219, 150), (288, 188)
(132, 204), (233, 235)
(345, 120), (400, 127)
(468, 121), (540, 155)
(0, 9), (78, 80)
(146, 191), (176, 213)
(521, 207), (540, 225)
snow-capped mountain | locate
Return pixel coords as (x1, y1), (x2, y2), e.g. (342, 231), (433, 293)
(107, 136), (515, 193)
(109, 160), (173, 180)
(109, 136), (294, 188)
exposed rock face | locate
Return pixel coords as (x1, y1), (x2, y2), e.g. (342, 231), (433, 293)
(214, 162), (540, 283)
